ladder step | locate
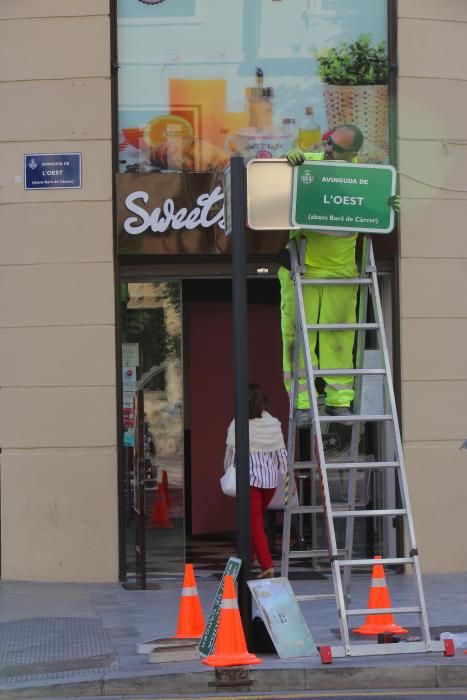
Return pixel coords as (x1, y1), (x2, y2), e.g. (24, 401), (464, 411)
(331, 508), (406, 518)
(301, 278), (372, 286)
(291, 460), (317, 469)
(325, 461), (399, 470)
(330, 641), (443, 658)
(289, 549), (329, 559)
(346, 606), (421, 617)
(313, 368), (386, 376)
(290, 506), (323, 515)
(296, 594), (336, 602)
(292, 460), (399, 471)
(319, 414), (392, 423)
(307, 322), (379, 331)
(335, 556), (414, 567)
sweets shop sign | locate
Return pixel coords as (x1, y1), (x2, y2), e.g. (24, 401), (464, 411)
(116, 172), (288, 255)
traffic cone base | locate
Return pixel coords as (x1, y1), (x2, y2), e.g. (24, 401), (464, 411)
(353, 556), (408, 636)
(201, 575), (260, 667)
(174, 564), (205, 639)
(202, 651), (261, 667)
(150, 483), (174, 529)
(353, 621), (408, 635)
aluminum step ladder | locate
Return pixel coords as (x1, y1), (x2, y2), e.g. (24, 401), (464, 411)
(280, 236), (447, 660)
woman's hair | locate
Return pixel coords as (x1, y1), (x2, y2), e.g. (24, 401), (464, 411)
(249, 383), (267, 419)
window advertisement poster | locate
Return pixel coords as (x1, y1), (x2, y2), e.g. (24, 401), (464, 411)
(117, 0), (389, 254)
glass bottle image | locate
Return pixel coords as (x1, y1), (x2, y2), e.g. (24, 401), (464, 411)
(245, 67), (274, 129)
(282, 117), (298, 148)
(298, 106), (321, 150)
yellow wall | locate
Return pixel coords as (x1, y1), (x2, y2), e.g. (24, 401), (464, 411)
(398, 0), (467, 572)
(1, 0), (465, 580)
(0, 1), (118, 581)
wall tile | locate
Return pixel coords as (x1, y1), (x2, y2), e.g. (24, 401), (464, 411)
(399, 77), (467, 140)
(402, 380), (466, 442)
(399, 19), (467, 80)
(399, 0), (467, 22)
(400, 199), (467, 259)
(401, 318), (467, 381)
(405, 443), (467, 573)
(1, 448), (118, 582)
(0, 326), (116, 387)
(0, 1), (109, 19)
(0, 387), (117, 448)
(0, 16), (110, 81)
(0, 201), (113, 265)
(400, 259), (467, 318)
(0, 262), (115, 327)
(1, 79), (111, 142)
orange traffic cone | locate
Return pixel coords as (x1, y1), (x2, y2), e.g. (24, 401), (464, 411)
(150, 483), (174, 529)
(202, 575), (261, 667)
(162, 469), (171, 509)
(174, 564), (205, 638)
(353, 556), (408, 635)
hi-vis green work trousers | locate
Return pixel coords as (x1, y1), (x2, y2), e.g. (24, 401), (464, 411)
(279, 264), (358, 410)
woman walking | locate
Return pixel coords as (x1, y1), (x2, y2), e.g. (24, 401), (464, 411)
(224, 384), (287, 578)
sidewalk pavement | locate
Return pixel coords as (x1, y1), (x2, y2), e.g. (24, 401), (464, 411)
(1, 571), (467, 699)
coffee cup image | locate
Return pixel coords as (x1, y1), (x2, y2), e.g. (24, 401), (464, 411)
(224, 127), (295, 159)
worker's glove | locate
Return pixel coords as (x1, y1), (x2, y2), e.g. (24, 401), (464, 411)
(286, 149), (305, 166)
(277, 248), (291, 271)
(388, 194), (400, 212)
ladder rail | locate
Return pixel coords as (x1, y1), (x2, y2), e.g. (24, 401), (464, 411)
(367, 243), (432, 646)
(280, 237), (436, 659)
(281, 319), (301, 577)
(342, 235), (371, 598)
(289, 239), (351, 651)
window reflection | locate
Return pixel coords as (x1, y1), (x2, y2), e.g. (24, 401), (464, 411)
(121, 282), (184, 579)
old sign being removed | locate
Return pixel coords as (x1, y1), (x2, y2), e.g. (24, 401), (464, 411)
(247, 577), (318, 659)
(245, 159), (396, 234)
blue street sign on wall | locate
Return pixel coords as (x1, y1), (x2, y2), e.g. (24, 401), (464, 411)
(24, 153), (82, 190)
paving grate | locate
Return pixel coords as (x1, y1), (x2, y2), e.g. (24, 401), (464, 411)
(0, 617), (119, 684)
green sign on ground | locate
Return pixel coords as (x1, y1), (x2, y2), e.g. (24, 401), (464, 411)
(198, 556), (241, 658)
(291, 161), (396, 234)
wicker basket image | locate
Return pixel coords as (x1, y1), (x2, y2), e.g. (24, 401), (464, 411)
(323, 84), (388, 151)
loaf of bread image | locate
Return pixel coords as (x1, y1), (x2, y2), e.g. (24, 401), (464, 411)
(149, 136), (229, 172)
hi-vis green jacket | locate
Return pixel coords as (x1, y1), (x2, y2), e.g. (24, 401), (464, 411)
(289, 152), (358, 275)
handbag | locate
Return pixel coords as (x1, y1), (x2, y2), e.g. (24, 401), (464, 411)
(220, 466), (236, 497)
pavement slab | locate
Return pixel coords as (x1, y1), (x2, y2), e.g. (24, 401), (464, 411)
(0, 572), (466, 698)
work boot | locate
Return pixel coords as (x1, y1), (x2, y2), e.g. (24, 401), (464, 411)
(295, 409), (313, 428)
(324, 405), (353, 426)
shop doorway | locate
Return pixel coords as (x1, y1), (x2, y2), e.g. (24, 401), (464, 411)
(120, 276), (287, 582)
(183, 279), (288, 576)
(120, 272), (396, 584)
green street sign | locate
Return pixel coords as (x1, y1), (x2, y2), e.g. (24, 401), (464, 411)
(291, 161), (396, 234)
(198, 556), (241, 658)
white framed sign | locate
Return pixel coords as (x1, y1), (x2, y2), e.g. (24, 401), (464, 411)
(247, 577), (318, 659)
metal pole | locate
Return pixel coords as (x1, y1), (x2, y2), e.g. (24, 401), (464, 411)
(230, 156), (252, 637)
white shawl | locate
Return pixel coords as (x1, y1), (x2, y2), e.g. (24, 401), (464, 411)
(226, 411), (285, 453)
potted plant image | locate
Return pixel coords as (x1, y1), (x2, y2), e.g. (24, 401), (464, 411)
(315, 34), (388, 153)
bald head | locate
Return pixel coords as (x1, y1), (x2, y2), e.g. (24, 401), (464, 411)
(324, 124), (364, 162)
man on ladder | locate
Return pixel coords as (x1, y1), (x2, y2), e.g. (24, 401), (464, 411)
(275, 131), (449, 661)
(279, 124), (397, 426)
